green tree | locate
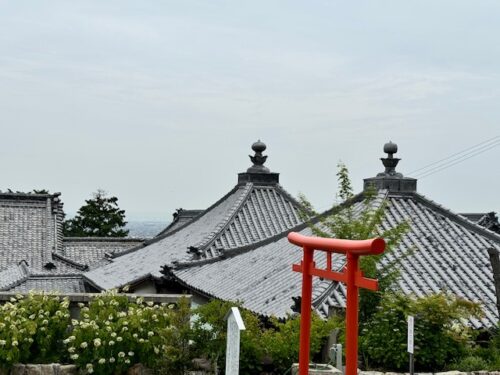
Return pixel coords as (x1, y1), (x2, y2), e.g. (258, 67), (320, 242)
(360, 293), (482, 371)
(63, 189), (129, 237)
(299, 162), (410, 325)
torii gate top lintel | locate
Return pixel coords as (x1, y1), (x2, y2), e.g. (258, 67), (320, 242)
(288, 232), (385, 255)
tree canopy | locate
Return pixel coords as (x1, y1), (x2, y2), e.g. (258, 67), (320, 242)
(63, 190), (129, 237)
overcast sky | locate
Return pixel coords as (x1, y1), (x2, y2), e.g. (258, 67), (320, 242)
(0, 1), (499, 221)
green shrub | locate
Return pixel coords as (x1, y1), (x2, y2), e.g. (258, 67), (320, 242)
(65, 291), (189, 374)
(360, 292), (482, 371)
(261, 313), (338, 373)
(191, 299), (338, 375)
(450, 355), (489, 371)
(191, 300), (265, 374)
(0, 293), (71, 368)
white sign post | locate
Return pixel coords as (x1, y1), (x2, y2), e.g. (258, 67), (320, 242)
(225, 307), (246, 375)
(408, 316), (414, 375)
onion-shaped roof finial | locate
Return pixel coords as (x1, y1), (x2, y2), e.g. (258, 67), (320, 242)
(247, 140), (269, 173)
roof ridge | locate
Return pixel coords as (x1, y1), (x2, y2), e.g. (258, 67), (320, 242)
(410, 192), (500, 245)
(194, 183), (255, 252)
(52, 252), (89, 271)
(172, 190), (382, 270)
(109, 184), (247, 260)
(63, 237), (146, 242)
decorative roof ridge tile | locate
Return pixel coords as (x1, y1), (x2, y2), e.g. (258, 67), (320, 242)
(409, 192), (500, 245)
(51, 252), (89, 271)
(193, 183), (255, 251)
(171, 190), (386, 270)
(108, 185), (249, 261)
(27, 273), (84, 279)
(0, 192), (60, 199)
(117, 184), (248, 257)
(63, 237), (146, 243)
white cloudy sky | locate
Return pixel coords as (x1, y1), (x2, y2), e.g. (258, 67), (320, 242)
(0, 1), (498, 220)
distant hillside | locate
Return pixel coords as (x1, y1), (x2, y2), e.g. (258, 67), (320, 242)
(126, 221), (168, 239)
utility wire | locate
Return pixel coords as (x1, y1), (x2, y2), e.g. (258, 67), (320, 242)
(416, 140), (500, 179)
(408, 135), (500, 175)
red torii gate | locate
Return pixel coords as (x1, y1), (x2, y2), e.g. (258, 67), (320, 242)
(288, 232), (386, 375)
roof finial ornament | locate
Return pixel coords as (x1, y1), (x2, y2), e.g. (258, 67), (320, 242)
(380, 141), (402, 177)
(247, 140), (270, 173)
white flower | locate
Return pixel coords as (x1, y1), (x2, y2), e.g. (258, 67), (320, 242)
(68, 347), (75, 353)
(125, 359), (130, 364)
(116, 336), (122, 342)
(109, 357), (115, 363)
(70, 354), (79, 360)
(111, 332), (117, 338)
(0, 340), (6, 346)
(139, 338), (144, 343)
(86, 363), (93, 369)
(29, 314), (36, 320)
(128, 351), (134, 356)
(12, 340), (18, 347)
(93, 338), (101, 347)
(42, 320), (48, 325)
(108, 340), (115, 346)
(98, 358), (106, 364)
(148, 331), (154, 337)
(118, 352), (125, 358)
(69, 336), (76, 341)
(132, 333), (138, 338)
(154, 347), (159, 354)
(80, 342), (88, 349)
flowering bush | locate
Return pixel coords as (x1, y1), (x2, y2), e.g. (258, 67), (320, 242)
(0, 292), (70, 368)
(65, 291), (187, 374)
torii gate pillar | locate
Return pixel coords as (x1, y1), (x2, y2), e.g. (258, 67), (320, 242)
(288, 232), (385, 375)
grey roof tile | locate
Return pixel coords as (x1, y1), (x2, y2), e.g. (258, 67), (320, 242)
(84, 182), (305, 290)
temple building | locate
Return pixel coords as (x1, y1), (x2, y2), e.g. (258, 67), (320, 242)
(0, 141), (499, 328)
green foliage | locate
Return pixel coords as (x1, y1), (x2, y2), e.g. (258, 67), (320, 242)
(299, 162), (410, 325)
(261, 314), (339, 373)
(191, 299), (265, 374)
(360, 292), (483, 371)
(0, 293), (70, 368)
(191, 299), (338, 374)
(64, 189), (129, 237)
(66, 291), (187, 374)
(450, 355), (489, 371)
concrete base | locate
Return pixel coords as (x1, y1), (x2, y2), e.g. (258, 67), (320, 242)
(291, 363), (343, 375)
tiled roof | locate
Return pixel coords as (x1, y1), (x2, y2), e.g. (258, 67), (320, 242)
(9, 275), (86, 293)
(171, 195), (376, 318)
(0, 193), (64, 271)
(84, 182), (305, 290)
(0, 262), (29, 290)
(171, 189), (500, 328)
(314, 192), (500, 328)
(61, 238), (145, 269)
(157, 209), (204, 237)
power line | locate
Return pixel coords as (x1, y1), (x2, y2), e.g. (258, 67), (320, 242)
(416, 140), (500, 179)
(408, 135), (500, 175)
